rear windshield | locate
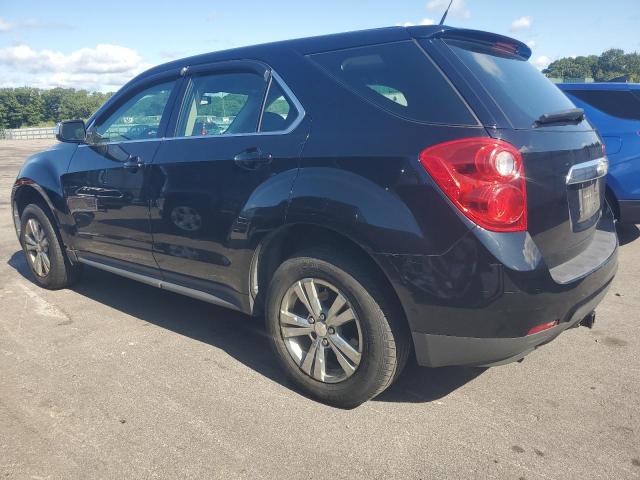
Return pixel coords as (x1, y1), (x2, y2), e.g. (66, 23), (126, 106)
(445, 39), (579, 129)
(309, 41), (477, 125)
(565, 89), (640, 121)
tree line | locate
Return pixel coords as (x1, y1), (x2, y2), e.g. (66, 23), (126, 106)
(1, 47), (638, 130)
(543, 48), (640, 82)
(0, 87), (113, 130)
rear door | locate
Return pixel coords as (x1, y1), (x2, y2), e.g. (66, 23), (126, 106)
(148, 61), (309, 297)
(62, 75), (180, 270)
(423, 32), (609, 268)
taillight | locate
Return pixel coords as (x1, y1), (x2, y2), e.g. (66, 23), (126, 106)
(419, 137), (527, 232)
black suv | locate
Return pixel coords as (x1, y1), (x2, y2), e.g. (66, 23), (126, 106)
(12, 26), (618, 407)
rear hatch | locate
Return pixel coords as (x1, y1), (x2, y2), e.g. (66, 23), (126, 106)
(419, 30), (609, 269)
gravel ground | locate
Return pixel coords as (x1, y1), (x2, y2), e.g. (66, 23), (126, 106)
(1, 139), (639, 479)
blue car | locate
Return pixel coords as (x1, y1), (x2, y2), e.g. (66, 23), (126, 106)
(559, 83), (640, 224)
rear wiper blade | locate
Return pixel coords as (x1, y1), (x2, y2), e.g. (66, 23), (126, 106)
(534, 108), (584, 126)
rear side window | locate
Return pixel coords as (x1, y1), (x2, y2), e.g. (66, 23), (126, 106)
(260, 80), (297, 133)
(176, 72), (266, 137)
(565, 89), (640, 121)
(444, 39), (579, 129)
(309, 41), (476, 125)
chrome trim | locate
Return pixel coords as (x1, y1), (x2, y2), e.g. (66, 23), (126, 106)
(160, 282), (239, 311)
(566, 157), (608, 185)
(79, 137), (162, 147)
(76, 257), (241, 311)
(77, 257), (162, 287)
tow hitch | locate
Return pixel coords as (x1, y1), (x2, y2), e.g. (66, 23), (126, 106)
(580, 311), (596, 329)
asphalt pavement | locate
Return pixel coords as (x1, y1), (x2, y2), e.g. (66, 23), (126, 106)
(1, 139), (639, 479)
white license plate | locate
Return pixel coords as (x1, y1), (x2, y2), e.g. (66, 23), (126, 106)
(578, 182), (600, 222)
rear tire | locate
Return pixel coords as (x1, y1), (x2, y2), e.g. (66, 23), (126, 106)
(19, 204), (82, 290)
(265, 247), (410, 408)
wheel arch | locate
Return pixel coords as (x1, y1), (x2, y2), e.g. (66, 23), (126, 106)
(250, 222), (409, 330)
(12, 182), (63, 235)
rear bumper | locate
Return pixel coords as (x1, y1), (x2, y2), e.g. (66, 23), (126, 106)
(375, 211), (618, 368)
(412, 277), (610, 367)
(618, 199), (640, 225)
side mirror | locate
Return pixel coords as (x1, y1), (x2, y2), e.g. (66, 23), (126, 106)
(56, 120), (86, 143)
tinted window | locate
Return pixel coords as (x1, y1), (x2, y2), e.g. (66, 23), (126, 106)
(566, 89), (640, 121)
(260, 80), (296, 132)
(93, 81), (175, 143)
(310, 41), (476, 125)
(445, 39), (579, 129)
(176, 72), (266, 137)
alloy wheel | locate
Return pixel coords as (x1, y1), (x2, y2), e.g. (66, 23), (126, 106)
(24, 218), (51, 277)
(279, 278), (363, 383)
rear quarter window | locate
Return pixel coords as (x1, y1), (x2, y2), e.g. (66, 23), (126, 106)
(565, 89), (640, 121)
(309, 41), (477, 126)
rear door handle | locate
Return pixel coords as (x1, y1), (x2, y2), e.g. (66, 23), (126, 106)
(123, 155), (144, 172)
(234, 148), (272, 170)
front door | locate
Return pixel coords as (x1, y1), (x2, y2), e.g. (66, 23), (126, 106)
(62, 78), (179, 270)
(148, 63), (309, 296)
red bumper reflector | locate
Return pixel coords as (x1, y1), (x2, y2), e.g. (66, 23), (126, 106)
(527, 320), (559, 336)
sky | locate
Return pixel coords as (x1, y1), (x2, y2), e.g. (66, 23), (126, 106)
(0, 0), (639, 92)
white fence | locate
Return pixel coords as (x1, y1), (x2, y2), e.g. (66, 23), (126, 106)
(1, 127), (56, 140)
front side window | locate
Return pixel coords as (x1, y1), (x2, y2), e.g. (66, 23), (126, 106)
(92, 81), (175, 143)
(176, 72), (267, 137)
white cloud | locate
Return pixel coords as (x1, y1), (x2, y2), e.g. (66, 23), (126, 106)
(427, 0), (470, 19)
(0, 17), (74, 32)
(533, 55), (551, 70)
(526, 40), (536, 49)
(0, 44), (150, 91)
(0, 17), (11, 32)
(397, 18), (435, 27)
(510, 16), (533, 32)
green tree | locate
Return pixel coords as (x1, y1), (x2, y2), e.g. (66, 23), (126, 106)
(17, 88), (44, 126)
(0, 87), (114, 129)
(544, 48), (640, 82)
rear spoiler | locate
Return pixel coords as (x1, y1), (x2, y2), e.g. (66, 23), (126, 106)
(406, 26), (532, 61)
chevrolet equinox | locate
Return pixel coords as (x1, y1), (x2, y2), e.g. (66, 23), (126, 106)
(12, 26), (618, 408)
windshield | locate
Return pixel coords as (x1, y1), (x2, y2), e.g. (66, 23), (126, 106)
(445, 39), (584, 129)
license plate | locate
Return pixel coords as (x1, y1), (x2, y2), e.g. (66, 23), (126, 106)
(577, 182), (600, 222)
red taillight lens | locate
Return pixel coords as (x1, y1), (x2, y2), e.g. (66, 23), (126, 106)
(419, 138), (527, 232)
(527, 320), (559, 336)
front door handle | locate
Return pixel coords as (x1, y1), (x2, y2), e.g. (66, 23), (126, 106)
(123, 155), (144, 172)
(234, 148), (272, 170)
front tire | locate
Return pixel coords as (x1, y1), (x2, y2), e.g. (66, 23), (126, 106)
(266, 248), (410, 408)
(19, 204), (81, 289)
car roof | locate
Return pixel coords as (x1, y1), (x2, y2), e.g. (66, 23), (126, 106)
(558, 82), (640, 91)
(138, 25), (447, 81)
